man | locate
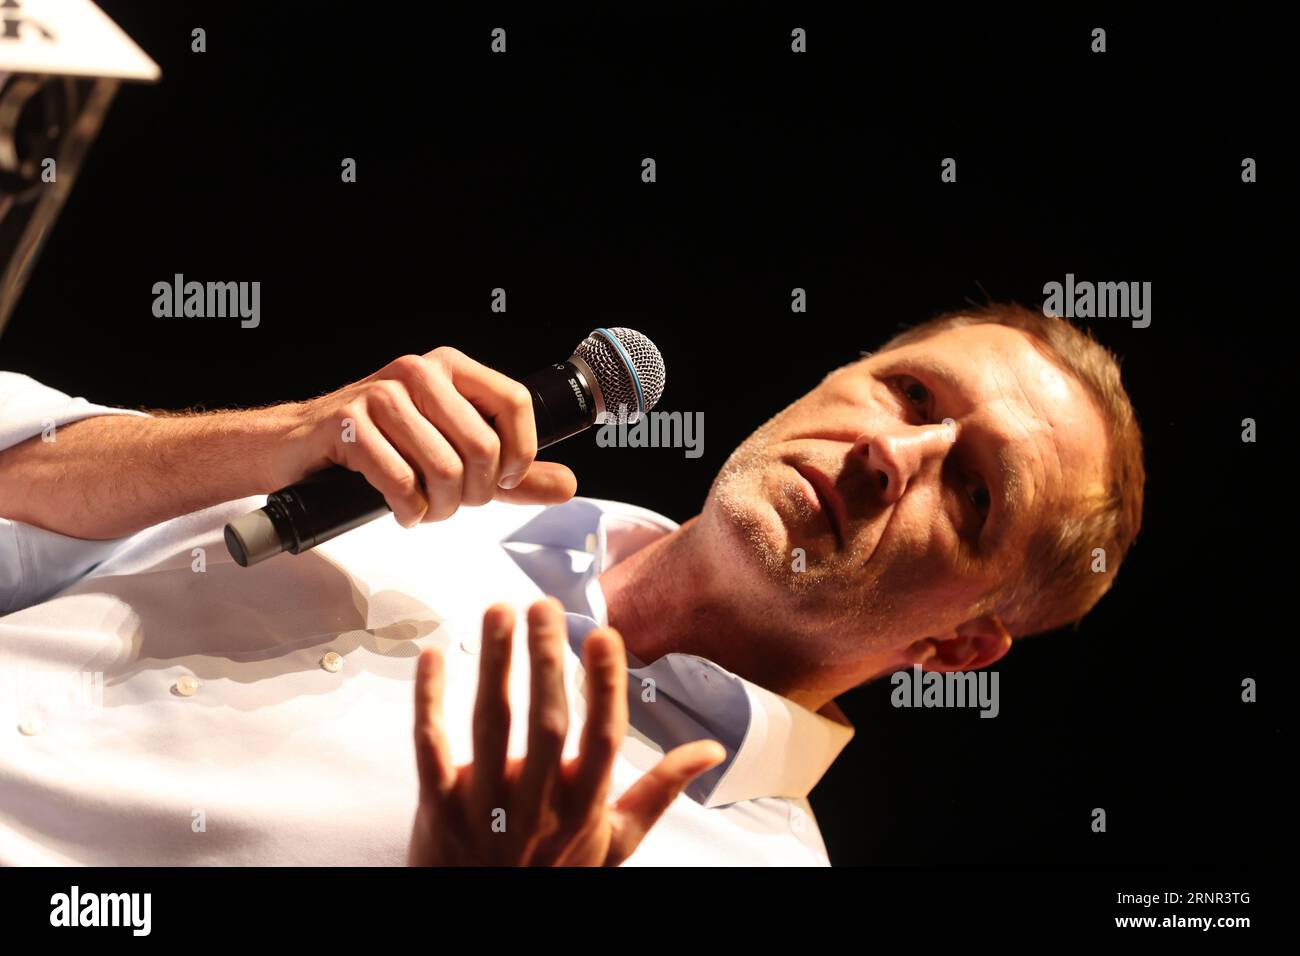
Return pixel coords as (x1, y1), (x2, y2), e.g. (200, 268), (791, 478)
(0, 302), (1144, 865)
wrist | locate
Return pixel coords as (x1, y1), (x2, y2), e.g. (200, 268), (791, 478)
(240, 401), (313, 493)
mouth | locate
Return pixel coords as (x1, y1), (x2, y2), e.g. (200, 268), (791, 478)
(791, 462), (847, 550)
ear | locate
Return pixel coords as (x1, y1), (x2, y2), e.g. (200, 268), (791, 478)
(902, 615), (1012, 673)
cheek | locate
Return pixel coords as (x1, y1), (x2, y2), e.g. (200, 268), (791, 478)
(872, 503), (976, 605)
(877, 485), (954, 559)
(874, 546), (949, 601)
(873, 558), (985, 634)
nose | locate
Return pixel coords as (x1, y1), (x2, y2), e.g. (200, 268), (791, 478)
(851, 422), (955, 504)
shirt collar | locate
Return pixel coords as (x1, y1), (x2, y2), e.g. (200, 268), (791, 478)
(501, 498), (854, 808)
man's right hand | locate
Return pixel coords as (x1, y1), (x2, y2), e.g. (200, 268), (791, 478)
(269, 348), (578, 527)
(408, 598), (727, 866)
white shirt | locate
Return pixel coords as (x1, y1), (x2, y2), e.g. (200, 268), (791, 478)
(0, 372), (854, 866)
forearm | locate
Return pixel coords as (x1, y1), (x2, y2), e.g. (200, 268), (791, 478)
(0, 406), (299, 539)
(0, 348), (580, 542)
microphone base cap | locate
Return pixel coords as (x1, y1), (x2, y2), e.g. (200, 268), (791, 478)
(225, 509), (283, 567)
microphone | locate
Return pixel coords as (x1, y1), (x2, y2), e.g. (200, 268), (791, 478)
(223, 328), (665, 567)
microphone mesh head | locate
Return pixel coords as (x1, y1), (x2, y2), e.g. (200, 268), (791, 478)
(574, 327), (665, 421)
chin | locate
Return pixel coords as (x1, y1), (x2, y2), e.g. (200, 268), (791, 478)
(704, 476), (791, 581)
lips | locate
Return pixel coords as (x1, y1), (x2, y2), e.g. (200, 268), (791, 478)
(792, 462), (847, 549)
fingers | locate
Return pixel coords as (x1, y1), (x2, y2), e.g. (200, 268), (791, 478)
(337, 412), (429, 527)
(416, 599), (720, 866)
(364, 385), (466, 522)
(412, 647), (455, 800)
(331, 349), (548, 521)
(569, 626), (628, 811)
(410, 348), (535, 504)
(607, 740), (727, 864)
(411, 372), (505, 509)
(516, 598), (570, 832)
(431, 347), (538, 492)
(470, 603), (515, 816)
(492, 461), (578, 506)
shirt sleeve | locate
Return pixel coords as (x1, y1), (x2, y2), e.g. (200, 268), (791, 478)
(0, 372), (152, 615)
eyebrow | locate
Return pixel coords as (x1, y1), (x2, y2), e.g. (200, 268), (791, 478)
(880, 357), (965, 396)
(876, 356), (1023, 553)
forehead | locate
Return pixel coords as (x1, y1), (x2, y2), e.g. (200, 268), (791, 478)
(874, 322), (1110, 513)
(893, 322), (1077, 401)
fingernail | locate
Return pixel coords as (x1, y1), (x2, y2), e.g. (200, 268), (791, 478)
(498, 471), (524, 490)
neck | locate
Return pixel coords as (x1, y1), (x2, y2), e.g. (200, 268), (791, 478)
(598, 516), (850, 713)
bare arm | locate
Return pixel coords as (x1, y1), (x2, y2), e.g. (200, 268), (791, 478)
(0, 405), (296, 539)
(0, 348), (577, 541)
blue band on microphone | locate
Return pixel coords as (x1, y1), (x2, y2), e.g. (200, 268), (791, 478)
(592, 327), (645, 420)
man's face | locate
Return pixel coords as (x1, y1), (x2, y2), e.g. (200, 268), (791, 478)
(701, 322), (1110, 665)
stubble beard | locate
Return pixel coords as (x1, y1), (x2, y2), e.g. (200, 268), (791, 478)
(704, 422), (894, 664)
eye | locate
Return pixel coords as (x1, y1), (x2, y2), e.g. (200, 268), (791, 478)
(891, 375), (932, 420)
(967, 481), (991, 522)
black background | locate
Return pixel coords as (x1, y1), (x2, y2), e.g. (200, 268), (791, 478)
(1, 6), (1290, 866)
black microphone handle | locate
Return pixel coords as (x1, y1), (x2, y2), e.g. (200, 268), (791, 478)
(223, 359), (600, 565)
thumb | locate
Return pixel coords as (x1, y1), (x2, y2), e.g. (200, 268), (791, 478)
(493, 461), (578, 505)
(606, 740), (727, 864)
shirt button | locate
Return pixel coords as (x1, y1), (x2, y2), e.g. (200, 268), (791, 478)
(320, 651), (343, 673)
(584, 533), (598, 555)
(17, 715), (42, 736)
(175, 674), (200, 697)
(459, 634), (481, 655)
